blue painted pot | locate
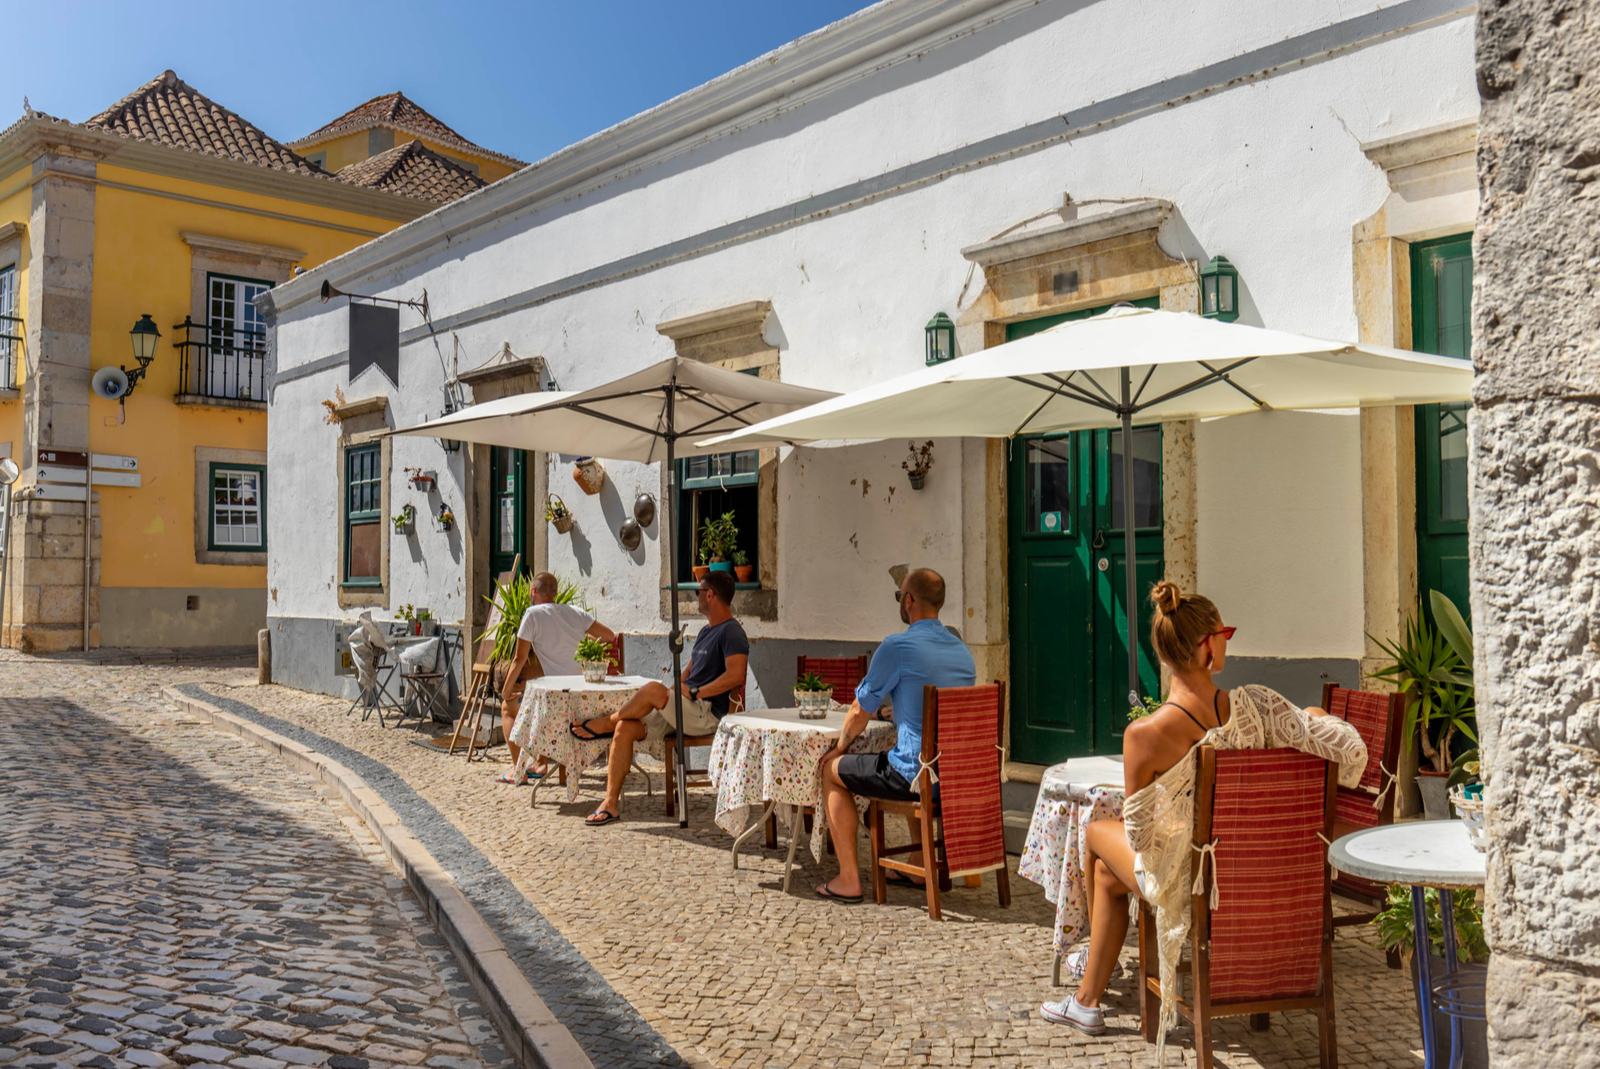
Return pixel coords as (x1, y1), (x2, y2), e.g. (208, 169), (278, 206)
(709, 561), (735, 573)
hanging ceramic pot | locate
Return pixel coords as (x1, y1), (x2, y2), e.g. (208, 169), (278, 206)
(572, 456), (605, 495)
(618, 517), (642, 551)
(633, 492), (657, 527)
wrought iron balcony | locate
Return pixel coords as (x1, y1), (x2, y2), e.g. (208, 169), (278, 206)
(0, 313), (21, 392)
(173, 316), (265, 403)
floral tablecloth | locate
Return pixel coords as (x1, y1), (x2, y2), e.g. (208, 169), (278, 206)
(1018, 757), (1127, 954)
(707, 708), (896, 862)
(508, 675), (663, 802)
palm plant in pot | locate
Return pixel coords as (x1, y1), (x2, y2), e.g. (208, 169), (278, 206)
(699, 511), (739, 573)
(793, 670), (833, 719)
(1367, 589), (1478, 819)
(574, 635), (616, 683)
(481, 573), (536, 691)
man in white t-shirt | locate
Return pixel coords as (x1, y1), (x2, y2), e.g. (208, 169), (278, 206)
(498, 572), (617, 784)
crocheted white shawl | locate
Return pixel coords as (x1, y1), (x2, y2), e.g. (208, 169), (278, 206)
(1122, 685), (1367, 1061)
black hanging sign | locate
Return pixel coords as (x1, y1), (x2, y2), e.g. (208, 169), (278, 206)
(349, 302), (400, 386)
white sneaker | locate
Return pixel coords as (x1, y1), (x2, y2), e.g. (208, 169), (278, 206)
(1040, 995), (1107, 1035)
(1064, 947), (1124, 981)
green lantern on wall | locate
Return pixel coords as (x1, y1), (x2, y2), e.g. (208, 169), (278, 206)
(1199, 255), (1240, 322)
(924, 312), (955, 366)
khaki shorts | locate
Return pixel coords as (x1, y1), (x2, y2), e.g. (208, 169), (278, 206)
(643, 696), (721, 742)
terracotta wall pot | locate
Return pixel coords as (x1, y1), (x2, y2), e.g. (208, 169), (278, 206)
(572, 457), (606, 495)
(692, 565), (711, 581)
(734, 565), (754, 583)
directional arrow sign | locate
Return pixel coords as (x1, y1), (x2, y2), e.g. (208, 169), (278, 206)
(38, 449), (89, 468)
(37, 466), (141, 487)
(91, 453), (138, 471)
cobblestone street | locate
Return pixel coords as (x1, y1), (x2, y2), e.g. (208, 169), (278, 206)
(1, 654), (1431, 1069)
(0, 656), (513, 1069)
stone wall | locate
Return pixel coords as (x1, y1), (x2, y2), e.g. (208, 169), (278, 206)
(1473, 3), (1600, 1065)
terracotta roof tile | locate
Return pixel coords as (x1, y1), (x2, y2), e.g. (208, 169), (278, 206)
(293, 91), (525, 168)
(335, 139), (488, 204)
(85, 70), (326, 176)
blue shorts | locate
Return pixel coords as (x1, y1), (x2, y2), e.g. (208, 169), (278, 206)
(836, 751), (918, 802)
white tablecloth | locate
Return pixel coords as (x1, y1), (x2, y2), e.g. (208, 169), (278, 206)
(1017, 757), (1127, 954)
(708, 708), (896, 861)
(509, 675), (664, 801)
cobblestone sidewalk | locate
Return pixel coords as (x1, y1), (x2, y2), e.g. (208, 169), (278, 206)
(0, 668), (513, 1069)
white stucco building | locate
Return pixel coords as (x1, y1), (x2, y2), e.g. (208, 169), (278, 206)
(260, 0), (1479, 789)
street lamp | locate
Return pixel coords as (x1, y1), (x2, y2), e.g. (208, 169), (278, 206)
(120, 313), (161, 396)
(1199, 256), (1240, 322)
(925, 312), (955, 366)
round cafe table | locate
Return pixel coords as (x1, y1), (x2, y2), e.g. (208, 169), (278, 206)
(706, 708), (895, 891)
(506, 675), (660, 807)
(1017, 755), (1127, 981)
(1329, 821), (1487, 1069)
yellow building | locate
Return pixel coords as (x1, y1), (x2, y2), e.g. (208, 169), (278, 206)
(0, 71), (517, 651)
(290, 91), (525, 185)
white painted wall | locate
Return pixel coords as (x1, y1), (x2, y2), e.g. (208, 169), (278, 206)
(265, 0), (1477, 660)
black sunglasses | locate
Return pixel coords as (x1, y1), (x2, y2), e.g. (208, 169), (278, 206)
(892, 589), (913, 602)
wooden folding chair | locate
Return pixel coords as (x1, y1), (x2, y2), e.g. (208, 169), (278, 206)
(866, 682), (1011, 921)
(1322, 683), (1407, 966)
(1138, 746), (1339, 1069)
(663, 684), (743, 817)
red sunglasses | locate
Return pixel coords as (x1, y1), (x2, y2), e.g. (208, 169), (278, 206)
(1201, 626), (1237, 644)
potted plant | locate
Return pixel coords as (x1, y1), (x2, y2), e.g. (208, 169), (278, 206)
(405, 466), (436, 493)
(392, 504), (416, 535)
(574, 635), (615, 683)
(545, 494), (574, 534)
(793, 671), (833, 718)
(692, 543), (711, 582)
(1375, 885), (1489, 1069)
(414, 606), (436, 637)
(732, 549), (753, 584)
(435, 505), (456, 533)
(1366, 589), (1477, 820)
(397, 603), (416, 632)
(481, 574), (537, 691)
(902, 440), (934, 490)
(700, 511), (738, 573)
(572, 456), (606, 495)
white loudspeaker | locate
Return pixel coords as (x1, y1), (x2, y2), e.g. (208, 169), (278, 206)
(92, 366), (130, 400)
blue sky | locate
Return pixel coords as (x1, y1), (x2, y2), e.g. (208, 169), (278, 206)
(4, 0), (869, 163)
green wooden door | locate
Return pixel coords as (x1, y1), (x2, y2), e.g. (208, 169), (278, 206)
(1006, 298), (1163, 764)
(1412, 235), (1472, 623)
(489, 446), (527, 579)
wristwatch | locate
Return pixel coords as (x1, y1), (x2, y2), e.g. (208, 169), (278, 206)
(689, 687), (700, 702)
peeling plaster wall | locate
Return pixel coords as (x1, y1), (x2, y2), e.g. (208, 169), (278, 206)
(265, 1), (1477, 694)
(1473, 2), (1600, 1065)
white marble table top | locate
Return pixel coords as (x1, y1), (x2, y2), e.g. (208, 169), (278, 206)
(1039, 756), (1127, 798)
(1328, 820), (1486, 889)
(720, 707), (892, 737)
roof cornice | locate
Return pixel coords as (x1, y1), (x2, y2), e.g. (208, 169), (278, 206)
(0, 116), (432, 223)
(267, 0), (1028, 314)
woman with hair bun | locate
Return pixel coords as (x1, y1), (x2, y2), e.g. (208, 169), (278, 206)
(1040, 582), (1367, 1050)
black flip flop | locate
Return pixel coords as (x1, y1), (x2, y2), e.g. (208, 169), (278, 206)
(569, 720), (615, 742)
(814, 885), (864, 904)
(885, 870), (925, 888)
(584, 808), (620, 827)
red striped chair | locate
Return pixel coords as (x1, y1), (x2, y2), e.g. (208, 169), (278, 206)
(795, 654), (871, 704)
(1138, 746), (1338, 1069)
(1321, 683), (1406, 964)
(603, 634), (626, 676)
(866, 683), (1010, 921)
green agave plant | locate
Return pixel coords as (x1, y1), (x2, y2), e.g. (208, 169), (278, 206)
(1366, 590), (1478, 775)
(479, 575), (586, 663)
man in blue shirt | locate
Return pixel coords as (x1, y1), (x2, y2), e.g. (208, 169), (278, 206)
(815, 567), (975, 902)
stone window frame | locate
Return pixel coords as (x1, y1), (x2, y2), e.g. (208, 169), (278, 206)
(656, 301), (779, 623)
(332, 395), (391, 610)
(178, 232), (304, 411)
(193, 446), (268, 566)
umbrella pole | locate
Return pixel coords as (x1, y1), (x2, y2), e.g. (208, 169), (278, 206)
(1120, 369), (1141, 711)
(666, 386), (690, 829)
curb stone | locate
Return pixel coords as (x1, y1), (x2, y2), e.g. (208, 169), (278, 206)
(161, 686), (596, 1069)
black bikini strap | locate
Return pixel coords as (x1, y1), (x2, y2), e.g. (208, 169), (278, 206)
(1159, 700), (1209, 734)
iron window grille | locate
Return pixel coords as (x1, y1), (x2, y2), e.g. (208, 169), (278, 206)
(0, 264), (19, 390)
(174, 274), (272, 401)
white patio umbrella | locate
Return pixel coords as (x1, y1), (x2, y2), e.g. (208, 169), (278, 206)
(699, 306), (1474, 709)
(391, 357), (836, 827)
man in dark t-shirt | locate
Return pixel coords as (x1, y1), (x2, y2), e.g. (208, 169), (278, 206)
(574, 570), (749, 826)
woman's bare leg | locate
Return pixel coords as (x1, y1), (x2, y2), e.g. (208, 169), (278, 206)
(1075, 818), (1139, 1008)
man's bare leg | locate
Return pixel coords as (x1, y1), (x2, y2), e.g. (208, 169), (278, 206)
(817, 757), (863, 897)
(574, 681), (669, 738)
(588, 719), (647, 822)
